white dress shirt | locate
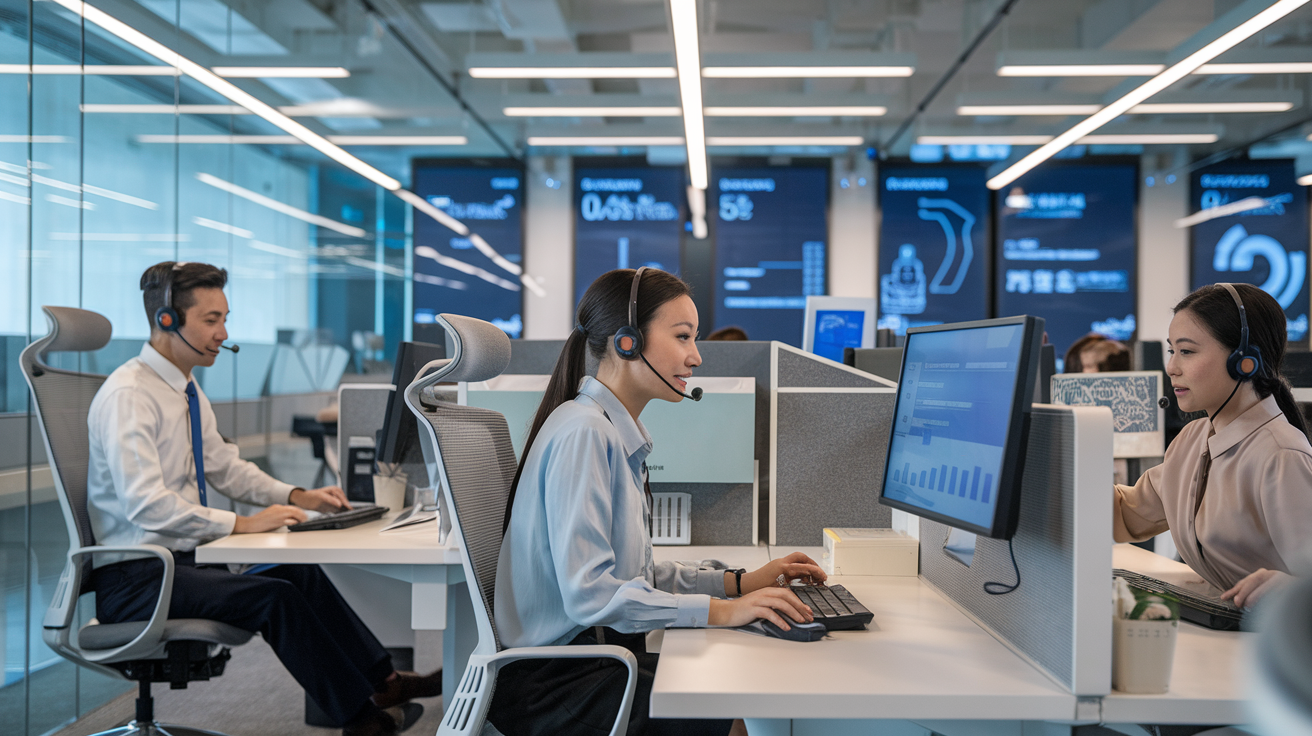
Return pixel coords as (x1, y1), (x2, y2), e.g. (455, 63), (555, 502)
(86, 343), (296, 565)
(495, 376), (727, 649)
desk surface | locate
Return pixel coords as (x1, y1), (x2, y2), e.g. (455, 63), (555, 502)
(651, 543), (1248, 724)
(196, 512), (461, 566)
(1104, 544), (1250, 725)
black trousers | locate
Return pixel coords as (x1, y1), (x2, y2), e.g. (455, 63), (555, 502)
(487, 627), (732, 736)
(91, 552), (393, 726)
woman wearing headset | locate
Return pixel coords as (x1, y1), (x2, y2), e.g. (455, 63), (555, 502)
(1114, 283), (1312, 609)
(488, 268), (825, 736)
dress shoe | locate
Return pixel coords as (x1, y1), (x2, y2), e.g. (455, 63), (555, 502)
(372, 669), (442, 710)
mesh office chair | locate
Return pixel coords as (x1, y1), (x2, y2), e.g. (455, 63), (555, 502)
(404, 314), (638, 736)
(21, 306), (253, 736)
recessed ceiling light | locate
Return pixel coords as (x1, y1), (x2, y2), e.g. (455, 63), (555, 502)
(671, 0), (708, 190)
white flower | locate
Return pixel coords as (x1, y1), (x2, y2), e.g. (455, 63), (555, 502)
(1142, 602), (1174, 620)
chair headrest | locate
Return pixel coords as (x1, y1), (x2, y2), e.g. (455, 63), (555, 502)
(434, 313), (511, 384)
(41, 306), (112, 354)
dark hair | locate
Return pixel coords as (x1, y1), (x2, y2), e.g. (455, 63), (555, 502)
(1064, 333), (1130, 373)
(502, 268), (692, 531)
(707, 325), (749, 341)
(1174, 283), (1307, 434)
(140, 261), (227, 330)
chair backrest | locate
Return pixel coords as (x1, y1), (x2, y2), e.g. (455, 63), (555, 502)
(19, 307), (113, 554)
(404, 314), (514, 655)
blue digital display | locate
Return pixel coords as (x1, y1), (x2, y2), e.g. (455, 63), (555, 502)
(574, 166), (685, 307)
(995, 164), (1137, 362)
(878, 166), (990, 335)
(411, 165), (524, 338)
(813, 309), (865, 363)
(1190, 161), (1309, 341)
(883, 323), (1025, 531)
(712, 166), (829, 344)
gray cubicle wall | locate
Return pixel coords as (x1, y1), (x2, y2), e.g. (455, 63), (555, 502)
(337, 384), (395, 485)
(918, 404), (1113, 697)
(771, 344), (898, 546)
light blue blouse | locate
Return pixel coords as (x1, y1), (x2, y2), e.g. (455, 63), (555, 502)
(494, 376), (728, 649)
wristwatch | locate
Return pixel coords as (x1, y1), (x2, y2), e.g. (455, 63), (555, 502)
(726, 568), (747, 596)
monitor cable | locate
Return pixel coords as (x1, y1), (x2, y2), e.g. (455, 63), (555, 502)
(983, 539), (1021, 595)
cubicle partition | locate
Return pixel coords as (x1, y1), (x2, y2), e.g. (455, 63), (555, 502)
(918, 404), (1114, 697)
(770, 343), (897, 546)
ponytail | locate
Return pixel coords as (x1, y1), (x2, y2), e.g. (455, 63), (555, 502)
(1256, 373), (1309, 437)
(500, 268), (693, 533)
(502, 328), (587, 532)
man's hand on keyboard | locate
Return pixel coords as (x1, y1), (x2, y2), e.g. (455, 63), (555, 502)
(1223, 568), (1290, 609)
(290, 485), (352, 513)
(234, 504), (308, 533)
(708, 587), (814, 630)
(740, 552), (828, 595)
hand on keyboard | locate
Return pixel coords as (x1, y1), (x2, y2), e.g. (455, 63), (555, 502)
(290, 486), (352, 513)
(709, 587), (814, 630)
(740, 551), (828, 594)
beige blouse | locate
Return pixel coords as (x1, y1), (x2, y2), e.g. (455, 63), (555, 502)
(1113, 394), (1312, 591)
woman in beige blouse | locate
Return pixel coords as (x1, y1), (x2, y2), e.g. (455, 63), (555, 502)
(1114, 283), (1312, 609)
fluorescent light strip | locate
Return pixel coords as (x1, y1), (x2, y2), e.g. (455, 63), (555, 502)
(987, 0), (1311, 191)
(328, 136), (467, 145)
(0, 171), (29, 186)
(0, 135), (66, 143)
(705, 106), (888, 116)
(82, 183), (159, 209)
(1197, 62), (1312, 73)
(1131, 101), (1293, 113)
(249, 241), (306, 258)
(193, 216), (254, 239)
(998, 64), (1166, 76)
(49, 232), (188, 242)
(345, 256), (405, 277)
(919, 135), (1055, 145)
(212, 67), (349, 78)
(47, 193), (92, 210)
(958, 105), (1104, 116)
(707, 136), (865, 146)
(503, 107), (682, 117)
(0, 64), (179, 75)
(197, 173), (367, 238)
(0, 191), (30, 205)
(414, 246), (520, 292)
(702, 66), (913, 78)
(395, 190), (468, 237)
(671, 0), (708, 190)
(1300, 173), (1312, 185)
(526, 136), (686, 147)
(1174, 196), (1268, 227)
(468, 67), (676, 79)
(520, 274), (546, 297)
(921, 134), (1218, 145)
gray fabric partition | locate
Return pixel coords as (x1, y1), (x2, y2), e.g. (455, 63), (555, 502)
(337, 384), (395, 484)
(773, 391), (895, 546)
(650, 481), (754, 546)
(777, 348), (893, 389)
(505, 340), (567, 375)
(918, 407), (1077, 690)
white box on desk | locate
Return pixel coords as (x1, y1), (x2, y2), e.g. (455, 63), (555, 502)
(821, 528), (919, 576)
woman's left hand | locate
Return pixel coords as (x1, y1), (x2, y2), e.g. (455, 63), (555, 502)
(1222, 568), (1290, 609)
(740, 552), (828, 595)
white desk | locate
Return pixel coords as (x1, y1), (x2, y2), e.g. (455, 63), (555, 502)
(651, 544), (1248, 732)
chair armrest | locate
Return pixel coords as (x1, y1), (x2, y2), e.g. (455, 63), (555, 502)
(45, 544), (175, 664)
(485, 645), (638, 736)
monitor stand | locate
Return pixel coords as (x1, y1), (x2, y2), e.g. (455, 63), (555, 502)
(943, 527), (978, 567)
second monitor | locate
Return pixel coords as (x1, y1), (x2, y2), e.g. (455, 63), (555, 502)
(878, 316), (1044, 540)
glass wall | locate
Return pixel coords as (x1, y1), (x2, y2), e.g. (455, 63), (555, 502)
(0, 2), (408, 732)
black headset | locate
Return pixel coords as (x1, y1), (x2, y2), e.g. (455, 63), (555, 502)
(150, 262), (185, 333)
(1219, 282), (1263, 381)
(613, 266), (647, 360)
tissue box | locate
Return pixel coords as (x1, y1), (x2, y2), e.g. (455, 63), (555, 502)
(821, 528), (919, 576)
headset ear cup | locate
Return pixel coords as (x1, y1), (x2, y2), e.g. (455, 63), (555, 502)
(614, 326), (642, 360)
(1228, 345), (1262, 380)
(155, 306), (179, 333)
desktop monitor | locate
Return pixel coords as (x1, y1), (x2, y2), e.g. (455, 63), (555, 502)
(378, 340), (445, 465)
(802, 296), (876, 363)
(878, 315), (1044, 540)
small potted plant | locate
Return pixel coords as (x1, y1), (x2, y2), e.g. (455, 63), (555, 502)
(1112, 576), (1180, 693)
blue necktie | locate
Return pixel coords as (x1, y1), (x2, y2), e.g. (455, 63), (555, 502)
(185, 382), (208, 507)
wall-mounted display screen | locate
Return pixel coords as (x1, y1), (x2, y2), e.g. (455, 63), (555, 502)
(574, 166), (685, 308)
(1190, 160), (1309, 342)
(878, 166), (990, 334)
(995, 164), (1137, 365)
(711, 165), (829, 344)
(410, 163), (525, 338)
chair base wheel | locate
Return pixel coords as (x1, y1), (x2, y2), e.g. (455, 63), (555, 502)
(90, 722), (235, 736)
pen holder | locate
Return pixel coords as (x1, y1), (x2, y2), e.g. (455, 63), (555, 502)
(1112, 616), (1178, 693)
(372, 474), (406, 510)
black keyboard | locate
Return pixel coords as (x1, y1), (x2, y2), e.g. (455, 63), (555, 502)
(789, 584), (874, 631)
(288, 504), (388, 532)
(1114, 569), (1244, 632)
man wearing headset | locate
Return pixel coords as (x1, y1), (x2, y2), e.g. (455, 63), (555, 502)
(84, 262), (436, 736)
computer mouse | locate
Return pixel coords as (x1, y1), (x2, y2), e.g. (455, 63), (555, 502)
(759, 617), (827, 642)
